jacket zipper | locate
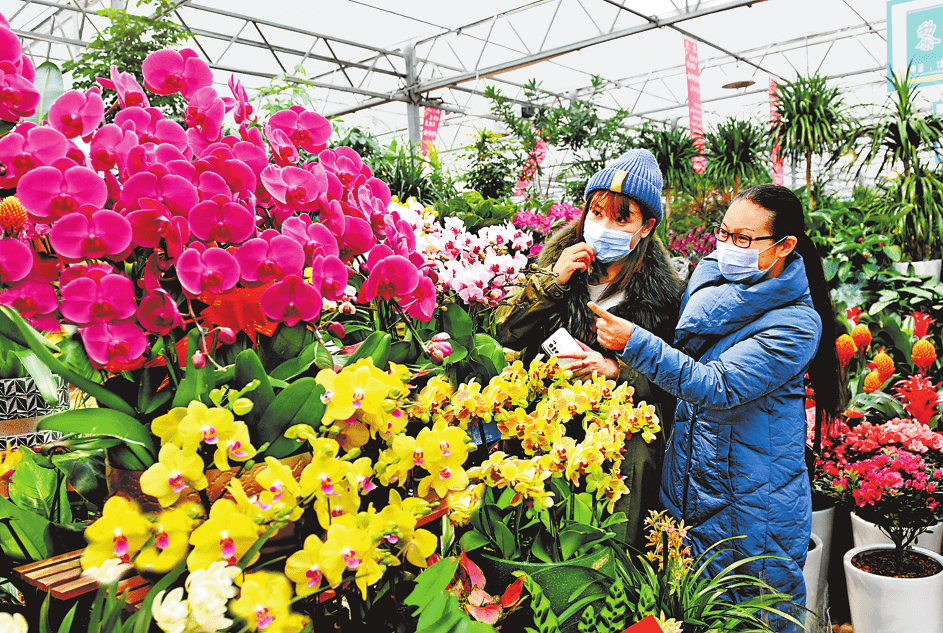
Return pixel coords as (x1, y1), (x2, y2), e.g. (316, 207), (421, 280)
(681, 405), (699, 523)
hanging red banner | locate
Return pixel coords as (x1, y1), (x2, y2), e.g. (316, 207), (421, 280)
(420, 107), (442, 156)
(769, 77), (784, 185)
(684, 38), (706, 174)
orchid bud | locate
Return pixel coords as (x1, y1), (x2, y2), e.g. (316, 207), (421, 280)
(217, 327), (236, 344)
(232, 398), (254, 416)
(328, 322), (346, 338)
(431, 332), (450, 343)
(191, 352), (206, 369)
(430, 348), (446, 365)
(436, 341), (452, 357)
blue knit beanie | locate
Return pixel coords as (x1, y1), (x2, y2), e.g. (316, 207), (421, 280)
(584, 149), (664, 227)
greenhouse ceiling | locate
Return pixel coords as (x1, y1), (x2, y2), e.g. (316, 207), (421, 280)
(0, 0), (914, 156)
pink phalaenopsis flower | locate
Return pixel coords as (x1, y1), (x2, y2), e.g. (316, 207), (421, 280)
(17, 165), (108, 222)
(138, 289), (184, 336)
(402, 275), (436, 322)
(0, 125), (70, 187)
(142, 48), (213, 99)
(260, 164), (326, 212)
(281, 216), (338, 263)
(184, 86), (225, 142)
(233, 231), (304, 284)
(265, 106), (331, 154)
(0, 62), (40, 122)
(96, 65), (149, 109)
(319, 147), (366, 187)
(0, 238), (32, 284)
(260, 275), (321, 327)
(113, 107), (188, 150)
(80, 321), (148, 369)
(60, 273), (137, 326)
(176, 246), (240, 295)
(360, 254), (419, 302)
(48, 88), (105, 139)
(189, 197), (255, 244)
(0, 280), (59, 331)
(50, 210), (132, 260)
(120, 170), (199, 217)
(311, 254), (348, 302)
(89, 124), (138, 172)
(126, 201), (190, 258)
(228, 76), (253, 124)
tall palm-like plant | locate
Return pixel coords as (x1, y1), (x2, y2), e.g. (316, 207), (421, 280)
(638, 122), (698, 231)
(704, 117), (770, 195)
(771, 73), (850, 208)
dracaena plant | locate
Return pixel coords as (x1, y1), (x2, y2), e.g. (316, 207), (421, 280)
(0, 42), (451, 470)
(414, 358), (660, 564)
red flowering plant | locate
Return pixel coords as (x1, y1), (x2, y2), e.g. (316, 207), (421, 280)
(0, 39), (448, 473)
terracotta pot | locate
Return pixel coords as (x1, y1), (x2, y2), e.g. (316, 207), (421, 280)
(844, 544), (943, 633)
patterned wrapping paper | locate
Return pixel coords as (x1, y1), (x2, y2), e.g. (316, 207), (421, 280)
(0, 376), (69, 449)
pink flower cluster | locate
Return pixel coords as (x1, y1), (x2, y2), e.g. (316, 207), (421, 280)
(844, 449), (941, 513)
(412, 216), (533, 308)
(512, 202), (581, 237)
(0, 43), (434, 371)
(0, 15), (39, 122)
(666, 226), (716, 270)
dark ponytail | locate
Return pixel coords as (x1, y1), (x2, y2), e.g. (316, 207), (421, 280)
(732, 185), (844, 449)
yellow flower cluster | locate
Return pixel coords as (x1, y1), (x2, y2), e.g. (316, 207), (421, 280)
(643, 510), (693, 584)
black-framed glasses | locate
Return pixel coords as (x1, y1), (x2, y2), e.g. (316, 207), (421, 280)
(711, 224), (777, 249)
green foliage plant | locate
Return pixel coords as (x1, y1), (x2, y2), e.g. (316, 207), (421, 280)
(703, 117), (770, 195)
(62, 0), (188, 121)
(637, 122), (698, 233)
(371, 140), (458, 205)
(462, 129), (520, 199)
(771, 72), (850, 208)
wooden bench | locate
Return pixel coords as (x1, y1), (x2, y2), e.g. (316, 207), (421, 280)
(13, 502), (451, 610)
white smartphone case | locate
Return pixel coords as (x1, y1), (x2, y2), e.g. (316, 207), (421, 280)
(541, 327), (583, 366)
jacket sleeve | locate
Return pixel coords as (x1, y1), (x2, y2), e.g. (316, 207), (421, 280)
(494, 270), (569, 349)
(617, 315), (820, 411)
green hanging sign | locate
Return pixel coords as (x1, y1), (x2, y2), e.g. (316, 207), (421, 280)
(888, 0), (943, 87)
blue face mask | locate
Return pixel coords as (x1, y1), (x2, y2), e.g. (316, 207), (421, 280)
(715, 238), (786, 283)
(583, 218), (639, 263)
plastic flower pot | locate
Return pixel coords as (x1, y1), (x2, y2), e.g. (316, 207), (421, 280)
(844, 544), (943, 633)
(892, 259), (942, 279)
(472, 547), (617, 633)
(850, 512), (943, 554)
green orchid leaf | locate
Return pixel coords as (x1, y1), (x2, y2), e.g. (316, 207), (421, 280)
(38, 408), (155, 467)
(0, 495), (54, 561)
(234, 349), (275, 427)
(257, 377), (322, 445)
(404, 557), (460, 610)
(26, 61), (64, 124)
(12, 349), (60, 403)
(440, 304), (474, 350)
(458, 529), (492, 552)
(172, 330), (212, 407)
(269, 341), (319, 380)
(8, 450), (58, 520)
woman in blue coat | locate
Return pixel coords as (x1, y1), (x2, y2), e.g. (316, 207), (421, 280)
(591, 185), (843, 627)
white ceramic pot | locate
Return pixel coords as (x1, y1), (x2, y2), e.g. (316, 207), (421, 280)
(802, 531), (824, 625)
(811, 505), (835, 584)
(892, 259), (942, 278)
(844, 544), (943, 633)
(851, 512), (943, 553)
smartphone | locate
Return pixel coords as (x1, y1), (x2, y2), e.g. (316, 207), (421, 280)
(541, 327), (583, 366)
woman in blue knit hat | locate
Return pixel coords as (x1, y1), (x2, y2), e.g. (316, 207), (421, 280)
(591, 184), (844, 630)
(495, 148), (686, 546)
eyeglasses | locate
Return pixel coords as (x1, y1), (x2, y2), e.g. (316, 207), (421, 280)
(711, 224), (777, 249)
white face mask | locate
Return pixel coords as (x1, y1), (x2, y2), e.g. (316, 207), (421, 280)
(715, 237), (787, 283)
(583, 218), (639, 262)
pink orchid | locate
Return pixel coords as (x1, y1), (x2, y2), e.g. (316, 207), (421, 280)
(185, 86), (225, 141)
(96, 65), (149, 109)
(311, 255), (348, 302)
(0, 238), (32, 283)
(0, 62), (40, 122)
(318, 147), (367, 187)
(402, 276), (436, 322)
(114, 107), (188, 150)
(120, 170), (199, 217)
(49, 210), (132, 260)
(89, 124), (138, 172)
(352, 178), (392, 234)
(80, 321), (148, 369)
(176, 246), (240, 295)
(138, 289), (184, 336)
(60, 273), (136, 326)
(195, 144), (258, 197)
(126, 200), (190, 254)
(262, 126), (299, 167)
(233, 231), (304, 284)
(281, 216), (338, 263)
(228, 76), (253, 124)
(0, 125), (70, 187)
(260, 275), (321, 327)
(0, 22), (23, 65)
(0, 280), (59, 330)
(265, 106), (331, 154)
(121, 142), (189, 178)
(335, 215), (376, 262)
(48, 88), (105, 139)
(260, 164), (326, 212)
(142, 48), (213, 99)
(189, 197), (255, 244)
(17, 165), (108, 222)
(360, 254), (419, 302)
(195, 170), (232, 201)
(59, 263), (112, 289)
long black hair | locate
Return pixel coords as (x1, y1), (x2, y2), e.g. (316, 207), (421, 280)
(731, 184), (844, 448)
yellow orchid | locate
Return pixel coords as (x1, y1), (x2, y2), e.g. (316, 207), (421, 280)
(254, 457), (304, 521)
(135, 506), (194, 572)
(375, 501), (437, 568)
(150, 405), (191, 448)
(416, 424), (470, 498)
(408, 374), (453, 422)
(176, 402), (237, 451)
(140, 444), (208, 507)
(448, 484), (484, 525)
(188, 499), (260, 571)
(0, 448), (21, 484)
(285, 534), (328, 597)
(319, 520), (382, 598)
(316, 362), (388, 423)
(231, 571), (307, 633)
(81, 497), (152, 569)
(218, 420), (256, 470)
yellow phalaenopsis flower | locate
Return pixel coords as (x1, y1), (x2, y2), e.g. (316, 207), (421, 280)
(285, 534), (328, 597)
(82, 496), (152, 570)
(0, 448), (22, 484)
(448, 483), (484, 525)
(135, 506), (195, 572)
(140, 444), (208, 507)
(318, 520), (382, 598)
(188, 499), (260, 571)
(254, 456), (304, 521)
(231, 571), (307, 633)
(316, 361), (389, 423)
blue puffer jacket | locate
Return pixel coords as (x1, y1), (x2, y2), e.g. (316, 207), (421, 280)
(617, 252), (820, 607)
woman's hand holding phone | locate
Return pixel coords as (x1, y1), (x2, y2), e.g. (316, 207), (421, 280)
(552, 243), (595, 284)
(558, 339), (620, 380)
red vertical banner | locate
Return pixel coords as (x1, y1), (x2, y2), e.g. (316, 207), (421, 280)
(768, 77), (784, 185)
(684, 38), (706, 174)
(420, 107), (442, 156)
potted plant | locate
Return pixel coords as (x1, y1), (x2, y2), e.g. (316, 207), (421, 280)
(425, 358), (661, 631)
